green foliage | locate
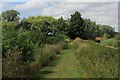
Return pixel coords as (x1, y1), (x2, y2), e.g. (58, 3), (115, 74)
(82, 19), (115, 40)
(98, 24), (115, 37)
(18, 19), (32, 30)
(2, 9), (116, 41)
(3, 42), (67, 78)
(68, 11), (84, 39)
(56, 17), (68, 33)
(24, 16), (57, 34)
(101, 38), (120, 48)
(103, 33), (110, 39)
(2, 26), (45, 61)
(76, 41), (118, 78)
(2, 10), (20, 22)
(2, 12), (68, 78)
(2, 22), (17, 31)
(45, 33), (67, 44)
(83, 19), (98, 39)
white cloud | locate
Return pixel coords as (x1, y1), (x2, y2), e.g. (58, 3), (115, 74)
(82, 3), (118, 31)
(1, 0), (27, 2)
(1, 0), (119, 2)
(40, 2), (118, 31)
(14, 2), (48, 11)
(41, 3), (90, 18)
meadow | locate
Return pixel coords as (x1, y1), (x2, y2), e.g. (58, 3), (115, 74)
(75, 38), (118, 78)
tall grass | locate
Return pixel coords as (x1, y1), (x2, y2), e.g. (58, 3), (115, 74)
(2, 42), (67, 78)
(76, 41), (118, 78)
(2, 47), (31, 78)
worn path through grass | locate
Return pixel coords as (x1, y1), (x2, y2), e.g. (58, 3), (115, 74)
(34, 44), (85, 78)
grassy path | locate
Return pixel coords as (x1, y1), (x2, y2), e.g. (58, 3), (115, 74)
(34, 44), (85, 78)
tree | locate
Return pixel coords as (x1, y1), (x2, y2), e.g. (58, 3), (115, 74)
(2, 10), (20, 22)
(68, 11), (84, 39)
(82, 19), (98, 40)
(54, 16), (68, 35)
(57, 17), (66, 31)
(98, 24), (115, 37)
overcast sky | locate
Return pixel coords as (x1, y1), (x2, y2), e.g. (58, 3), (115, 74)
(0, 0), (119, 32)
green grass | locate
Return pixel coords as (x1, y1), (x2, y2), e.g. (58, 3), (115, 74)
(30, 40), (118, 78)
(31, 44), (85, 78)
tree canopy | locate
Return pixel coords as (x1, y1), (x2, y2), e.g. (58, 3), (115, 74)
(68, 11), (84, 39)
(2, 10), (20, 22)
(1, 10), (116, 40)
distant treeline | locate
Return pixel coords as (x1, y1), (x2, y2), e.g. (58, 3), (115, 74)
(1, 10), (117, 40)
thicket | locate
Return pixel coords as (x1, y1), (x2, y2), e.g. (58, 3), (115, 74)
(2, 10), (68, 78)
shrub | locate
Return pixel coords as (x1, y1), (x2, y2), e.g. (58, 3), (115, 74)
(45, 33), (67, 44)
(2, 28), (46, 61)
(2, 20), (68, 78)
(3, 42), (67, 78)
(2, 22), (17, 31)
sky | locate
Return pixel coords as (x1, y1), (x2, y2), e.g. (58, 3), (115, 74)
(0, 0), (119, 32)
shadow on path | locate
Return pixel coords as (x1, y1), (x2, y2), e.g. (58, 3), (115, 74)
(31, 54), (62, 78)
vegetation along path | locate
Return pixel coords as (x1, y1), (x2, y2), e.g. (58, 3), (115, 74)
(34, 44), (85, 78)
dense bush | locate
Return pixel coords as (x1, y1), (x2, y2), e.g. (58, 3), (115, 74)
(2, 20), (68, 78)
(45, 33), (67, 44)
(3, 42), (67, 78)
(76, 41), (118, 78)
(3, 29), (36, 61)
